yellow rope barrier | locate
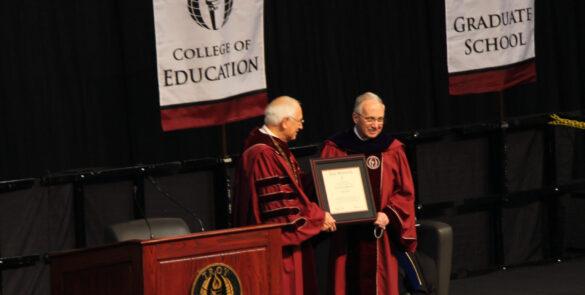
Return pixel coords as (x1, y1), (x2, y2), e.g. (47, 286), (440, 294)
(548, 114), (585, 130)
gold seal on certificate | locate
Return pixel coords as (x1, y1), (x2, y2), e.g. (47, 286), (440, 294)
(310, 155), (376, 224)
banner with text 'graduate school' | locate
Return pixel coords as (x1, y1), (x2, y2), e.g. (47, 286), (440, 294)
(445, 0), (536, 95)
(153, 0), (267, 131)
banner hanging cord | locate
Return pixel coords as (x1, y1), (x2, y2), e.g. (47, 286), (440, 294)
(548, 114), (585, 130)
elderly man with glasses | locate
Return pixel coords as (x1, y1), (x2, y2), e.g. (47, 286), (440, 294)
(233, 95), (336, 295)
(320, 92), (418, 295)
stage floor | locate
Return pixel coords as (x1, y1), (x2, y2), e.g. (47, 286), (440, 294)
(450, 256), (585, 295)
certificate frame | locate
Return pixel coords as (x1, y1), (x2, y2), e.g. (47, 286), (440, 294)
(310, 155), (376, 224)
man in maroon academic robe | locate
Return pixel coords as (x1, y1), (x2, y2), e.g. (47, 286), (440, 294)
(233, 96), (336, 295)
(320, 92), (417, 295)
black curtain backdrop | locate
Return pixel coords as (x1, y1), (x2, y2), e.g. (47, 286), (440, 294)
(1, 0), (584, 179)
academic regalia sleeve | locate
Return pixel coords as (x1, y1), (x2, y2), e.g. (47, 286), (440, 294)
(244, 146), (325, 247)
(382, 145), (418, 252)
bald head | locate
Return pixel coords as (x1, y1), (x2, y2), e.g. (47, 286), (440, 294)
(264, 96), (304, 142)
(264, 96), (301, 126)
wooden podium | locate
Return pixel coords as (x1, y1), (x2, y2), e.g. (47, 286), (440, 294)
(49, 224), (283, 295)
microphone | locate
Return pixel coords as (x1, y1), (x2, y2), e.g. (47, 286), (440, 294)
(147, 176), (206, 232)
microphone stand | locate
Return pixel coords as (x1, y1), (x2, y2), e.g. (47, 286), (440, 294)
(147, 176), (206, 232)
(133, 172), (154, 239)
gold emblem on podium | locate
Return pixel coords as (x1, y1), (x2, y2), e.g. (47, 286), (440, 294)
(191, 263), (242, 295)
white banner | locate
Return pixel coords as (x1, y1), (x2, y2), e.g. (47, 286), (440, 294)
(445, 0), (535, 74)
(153, 0), (266, 108)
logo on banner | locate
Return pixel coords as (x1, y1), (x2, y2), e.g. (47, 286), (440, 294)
(188, 0), (234, 30)
(191, 263), (242, 295)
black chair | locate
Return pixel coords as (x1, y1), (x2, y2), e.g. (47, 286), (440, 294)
(417, 220), (453, 295)
(105, 217), (191, 243)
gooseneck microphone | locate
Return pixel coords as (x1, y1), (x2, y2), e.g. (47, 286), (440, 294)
(147, 176), (206, 232)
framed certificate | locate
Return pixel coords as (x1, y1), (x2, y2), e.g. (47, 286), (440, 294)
(310, 155), (376, 224)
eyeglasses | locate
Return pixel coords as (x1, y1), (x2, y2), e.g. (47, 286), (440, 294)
(288, 116), (305, 124)
(356, 113), (384, 123)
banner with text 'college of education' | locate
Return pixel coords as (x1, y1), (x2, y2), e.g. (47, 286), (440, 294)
(153, 0), (267, 131)
(445, 0), (536, 95)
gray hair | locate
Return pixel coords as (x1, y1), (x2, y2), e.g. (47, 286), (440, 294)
(264, 96), (301, 126)
(353, 92), (385, 114)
